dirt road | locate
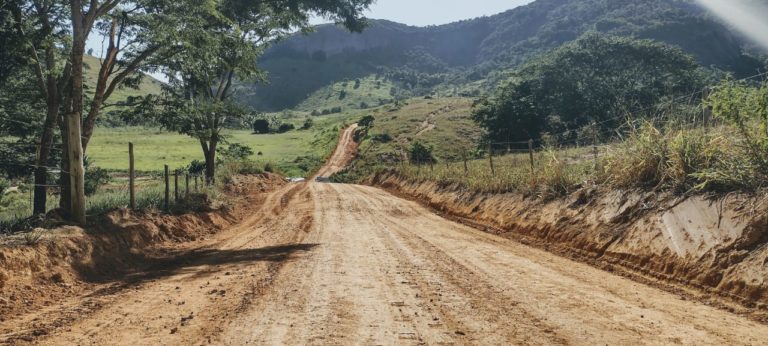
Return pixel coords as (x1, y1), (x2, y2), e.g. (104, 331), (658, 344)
(5, 126), (768, 345)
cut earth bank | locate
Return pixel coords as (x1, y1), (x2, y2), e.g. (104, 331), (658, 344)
(369, 171), (768, 319)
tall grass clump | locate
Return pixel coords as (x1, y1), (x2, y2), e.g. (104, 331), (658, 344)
(603, 120), (763, 193)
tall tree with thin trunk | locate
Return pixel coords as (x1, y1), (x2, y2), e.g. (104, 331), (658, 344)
(147, 0), (373, 183)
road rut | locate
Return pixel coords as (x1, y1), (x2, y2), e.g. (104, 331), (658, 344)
(7, 125), (768, 345)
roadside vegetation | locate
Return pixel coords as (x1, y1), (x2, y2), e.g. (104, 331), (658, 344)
(333, 34), (768, 199)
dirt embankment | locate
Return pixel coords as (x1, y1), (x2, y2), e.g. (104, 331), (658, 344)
(0, 174), (285, 322)
(370, 171), (768, 314)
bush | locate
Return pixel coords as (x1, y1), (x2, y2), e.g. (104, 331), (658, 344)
(84, 165), (111, 196)
(264, 162), (276, 173)
(409, 141), (435, 165)
(219, 143), (254, 162)
(302, 117), (314, 130)
(358, 115), (375, 128)
(0, 178), (9, 203)
(277, 123), (296, 133)
(252, 119), (270, 134)
(372, 133), (393, 143)
(188, 160), (207, 175)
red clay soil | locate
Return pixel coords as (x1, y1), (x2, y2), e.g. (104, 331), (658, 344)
(0, 174), (285, 327)
(370, 170), (768, 318)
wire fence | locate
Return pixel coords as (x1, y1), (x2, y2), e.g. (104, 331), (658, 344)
(0, 141), (210, 224)
(391, 71), (768, 193)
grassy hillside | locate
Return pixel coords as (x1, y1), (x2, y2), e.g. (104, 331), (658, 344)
(240, 0), (766, 112)
(83, 55), (164, 101)
(357, 97), (482, 161)
(296, 75), (397, 113)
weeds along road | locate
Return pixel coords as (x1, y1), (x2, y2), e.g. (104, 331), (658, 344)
(9, 125), (768, 345)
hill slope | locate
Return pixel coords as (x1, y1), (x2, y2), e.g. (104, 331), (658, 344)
(240, 0), (766, 112)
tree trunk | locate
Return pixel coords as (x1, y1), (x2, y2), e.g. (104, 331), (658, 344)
(32, 87), (60, 215)
(32, 126), (54, 215)
(67, 0), (87, 224)
(203, 139), (217, 185)
(58, 118), (71, 214)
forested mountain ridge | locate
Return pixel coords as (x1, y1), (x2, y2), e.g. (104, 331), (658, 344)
(239, 0), (766, 112)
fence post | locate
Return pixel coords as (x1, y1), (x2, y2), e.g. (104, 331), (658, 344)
(185, 173), (189, 197)
(129, 142), (135, 210)
(174, 170), (179, 202)
(488, 143), (495, 176)
(592, 124), (599, 171)
(164, 165), (170, 211)
(463, 152), (469, 174)
(528, 139), (535, 174)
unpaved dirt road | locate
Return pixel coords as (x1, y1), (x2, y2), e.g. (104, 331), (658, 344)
(5, 125), (768, 345)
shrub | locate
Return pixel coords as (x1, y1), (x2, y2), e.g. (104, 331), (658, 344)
(358, 115), (375, 128)
(409, 141), (435, 165)
(219, 143), (254, 162)
(372, 133), (393, 143)
(264, 162), (276, 173)
(84, 162), (111, 197)
(0, 178), (8, 203)
(188, 160), (207, 175)
(252, 119), (271, 134)
(276, 123), (295, 133)
(302, 117), (314, 130)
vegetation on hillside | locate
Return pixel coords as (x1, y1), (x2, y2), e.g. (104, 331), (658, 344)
(472, 33), (706, 143)
(241, 0), (766, 112)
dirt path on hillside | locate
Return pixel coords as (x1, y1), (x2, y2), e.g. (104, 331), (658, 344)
(5, 124), (768, 344)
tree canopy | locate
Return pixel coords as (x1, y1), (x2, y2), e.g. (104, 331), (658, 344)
(472, 32), (705, 143)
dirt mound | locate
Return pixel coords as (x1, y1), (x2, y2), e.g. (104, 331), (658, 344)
(0, 174), (285, 322)
(370, 170), (768, 314)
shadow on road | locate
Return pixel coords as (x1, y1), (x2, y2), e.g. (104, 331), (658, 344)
(79, 243), (319, 296)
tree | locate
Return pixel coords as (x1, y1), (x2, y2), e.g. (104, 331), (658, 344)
(472, 32), (704, 143)
(7, 0), (197, 222)
(358, 114), (375, 128)
(145, 0), (372, 184)
(252, 119), (271, 134)
(409, 141), (435, 165)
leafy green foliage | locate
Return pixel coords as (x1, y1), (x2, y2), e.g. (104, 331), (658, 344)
(358, 115), (375, 128)
(409, 142), (435, 165)
(218, 143), (254, 163)
(83, 158), (111, 197)
(241, 0), (766, 112)
(473, 33), (705, 143)
(705, 80), (768, 168)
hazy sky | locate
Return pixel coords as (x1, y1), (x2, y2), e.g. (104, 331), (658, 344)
(358, 0), (534, 26)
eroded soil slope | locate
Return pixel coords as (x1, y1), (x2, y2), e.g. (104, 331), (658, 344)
(371, 171), (768, 315)
(3, 125), (768, 345)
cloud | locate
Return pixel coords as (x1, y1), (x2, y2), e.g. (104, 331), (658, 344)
(695, 0), (768, 50)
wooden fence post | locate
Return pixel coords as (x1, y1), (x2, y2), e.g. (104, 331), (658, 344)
(174, 170), (179, 202)
(488, 143), (495, 176)
(185, 173), (189, 197)
(528, 139), (535, 175)
(592, 124), (599, 171)
(129, 142), (135, 210)
(463, 152), (469, 174)
(164, 165), (170, 211)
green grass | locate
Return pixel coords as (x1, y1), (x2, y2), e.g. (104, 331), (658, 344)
(296, 75), (396, 113)
(353, 96), (483, 161)
(87, 111), (360, 177)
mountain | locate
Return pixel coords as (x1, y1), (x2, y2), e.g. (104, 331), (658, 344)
(238, 0), (766, 112)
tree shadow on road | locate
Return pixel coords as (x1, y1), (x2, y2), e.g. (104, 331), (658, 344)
(77, 243), (319, 297)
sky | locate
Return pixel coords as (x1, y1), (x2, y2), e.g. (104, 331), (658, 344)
(357, 0), (534, 26)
